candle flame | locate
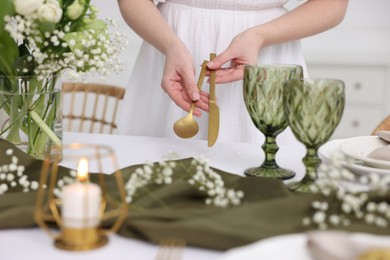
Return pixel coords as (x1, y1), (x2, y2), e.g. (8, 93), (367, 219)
(77, 157), (89, 182)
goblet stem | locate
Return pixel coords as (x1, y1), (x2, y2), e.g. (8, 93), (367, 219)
(245, 134), (295, 179)
(288, 147), (321, 192)
(303, 147), (321, 180)
(262, 135), (278, 168)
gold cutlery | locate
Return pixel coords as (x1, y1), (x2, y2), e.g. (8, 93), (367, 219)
(207, 53), (220, 147)
(155, 238), (185, 260)
(173, 60), (208, 138)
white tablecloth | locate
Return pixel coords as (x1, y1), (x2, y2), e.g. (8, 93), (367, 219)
(0, 132), (307, 260)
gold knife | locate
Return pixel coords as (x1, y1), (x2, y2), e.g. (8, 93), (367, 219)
(208, 53), (220, 147)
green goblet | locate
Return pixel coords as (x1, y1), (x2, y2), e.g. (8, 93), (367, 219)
(283, 78), (345, 192)
(243, 64), (303, 179)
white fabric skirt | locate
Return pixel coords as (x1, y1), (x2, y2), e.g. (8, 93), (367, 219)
(118, 0), (307, 148)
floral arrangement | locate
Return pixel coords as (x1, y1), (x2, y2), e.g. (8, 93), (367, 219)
(124, 156), (245, 208)
(1, 0), (127, 80)
(303, 151), (390, 229)
(0, 0), (127, 158)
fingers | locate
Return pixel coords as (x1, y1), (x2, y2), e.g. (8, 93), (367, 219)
(161, 79), (209, 117)
(189, 90), (210, 117)
(161, 76), (189, 107)
(207, 50), (232, 70)
(179, 67), (200, 102)
(215, 69), (244, 83)
(206, 66), (244, 83)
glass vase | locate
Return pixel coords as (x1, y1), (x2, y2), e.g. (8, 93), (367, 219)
(0, 75), (63, 160)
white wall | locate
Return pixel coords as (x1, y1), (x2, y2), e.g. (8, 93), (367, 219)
(88, 0), (142, 88)
(286, 0), (390, 62)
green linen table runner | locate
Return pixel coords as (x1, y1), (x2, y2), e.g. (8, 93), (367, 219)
(0, 139), (389, 250)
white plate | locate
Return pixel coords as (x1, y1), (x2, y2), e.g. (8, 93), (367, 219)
(339, 136), (390, 170)
(219, 232), (390, 260)
(219, 234), (311, 260)
(318, 139), (390, 175)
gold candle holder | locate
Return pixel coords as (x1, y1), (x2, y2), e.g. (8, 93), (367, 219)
(34, 144), (128, 251)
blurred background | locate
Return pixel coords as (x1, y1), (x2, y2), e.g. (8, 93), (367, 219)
(91, 0), (390, 139)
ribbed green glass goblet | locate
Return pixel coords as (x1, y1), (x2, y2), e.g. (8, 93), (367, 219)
(243, 64), (303, 179)
(283, 78), (345, 192)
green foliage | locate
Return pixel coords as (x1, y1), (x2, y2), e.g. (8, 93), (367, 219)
(0, 0), (15, 35)
(0, 0), (18, 76)
(0, 31), (19, 76)
(14, 43), (33, 76)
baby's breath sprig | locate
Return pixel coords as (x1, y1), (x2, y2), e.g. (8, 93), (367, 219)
(303, 151), (390, 230)
(0, 148), (39, 195)
(125, 160), (176, 204)
(124, 156), (244, 208)
(188, 156), (244, 207)
(53, 169), (77, 198)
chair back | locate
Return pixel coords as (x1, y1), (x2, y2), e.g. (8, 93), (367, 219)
(62, 82), (125, 134)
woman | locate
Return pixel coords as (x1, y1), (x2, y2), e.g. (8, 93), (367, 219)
(117, 0), (348, 144)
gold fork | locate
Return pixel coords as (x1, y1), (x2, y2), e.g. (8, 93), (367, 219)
(155, 238), (186, 260)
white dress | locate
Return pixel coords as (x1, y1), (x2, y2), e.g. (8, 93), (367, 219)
(118, 0), (307, 147)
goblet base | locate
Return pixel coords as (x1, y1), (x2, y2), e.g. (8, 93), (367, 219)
(287, 179), (318, 192)
(244, 166), (295, 180)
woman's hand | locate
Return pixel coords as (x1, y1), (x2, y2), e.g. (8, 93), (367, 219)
(118, 0), (209, 116)
(207, 29), (261, 83)
(161, 43), (209, 117)
(207, 0), (348, 84)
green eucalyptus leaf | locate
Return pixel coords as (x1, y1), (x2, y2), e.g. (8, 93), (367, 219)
(0, 0), (15, 35)
(0, 71), (12, 91)
(83, 19), (107, 32)
(0, 31), (19, 76)
(14, 43), (33, 76)
(39, 21), (56, 33)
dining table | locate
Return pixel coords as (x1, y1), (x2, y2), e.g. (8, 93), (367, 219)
(0, 131), (377, 260)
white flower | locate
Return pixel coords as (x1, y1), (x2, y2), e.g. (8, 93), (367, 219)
(0, 184), (8, 194)
(302, 217), (311, 226)
(6, 174), (15, 181)
(366, 202), (377, 212)
(37, 1), (62, 23)
(30, 181), (39, 190)
(13, 0), (44, 16)
(364, 213), (375, 224)
(312, 211), (326, 224)
(329, 215), (341, 225)
(377, 202), (388, 214)
(67, 0), (84, 20)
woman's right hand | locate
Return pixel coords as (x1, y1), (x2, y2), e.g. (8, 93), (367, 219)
(161, 42), (209, 117)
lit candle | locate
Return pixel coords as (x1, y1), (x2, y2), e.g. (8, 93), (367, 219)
(61, 158), (102, 228)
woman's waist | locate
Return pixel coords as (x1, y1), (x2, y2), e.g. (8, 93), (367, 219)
(156, 0), (289, 12)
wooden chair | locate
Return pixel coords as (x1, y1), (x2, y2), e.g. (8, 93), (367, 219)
(62, 82), (126, 134)
(372, 114), (390, 135)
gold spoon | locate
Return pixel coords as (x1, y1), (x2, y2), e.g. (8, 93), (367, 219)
(173, 60), (208, 138)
